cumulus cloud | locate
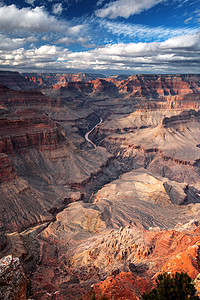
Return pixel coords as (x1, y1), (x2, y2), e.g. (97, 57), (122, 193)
(59, 32), (200, 72)
(0, 45), (68, 70)
(95, 0), (162, 19)
(161, 32), (200, 49)
(0, 32), (199, 73)
(0, 34), (25, 50)
(0, 4), (66, 32)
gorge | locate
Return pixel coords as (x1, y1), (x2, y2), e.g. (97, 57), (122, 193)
(0, 71), (200, 299)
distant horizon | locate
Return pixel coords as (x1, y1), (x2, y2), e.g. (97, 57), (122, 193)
(0, 69), (200, 78)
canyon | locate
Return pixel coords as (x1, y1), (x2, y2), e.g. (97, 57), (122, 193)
(0, 71), (200, 299)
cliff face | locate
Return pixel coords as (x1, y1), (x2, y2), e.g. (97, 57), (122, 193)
(0, 76), (112, 232)
(23, 73), (200, 100)
(0, 85), (53, 110)
(23, 72), (106, 88)
(86, 272), (151, 300)
(29, 207), (200, 299)
(0, 154), (17, 183)
(25, 73), (200, 99)
(0, 111), (66, 154)
(0, 255), (27, 300)
(0, 71), (36, 91)
(117, 74), (200, 98)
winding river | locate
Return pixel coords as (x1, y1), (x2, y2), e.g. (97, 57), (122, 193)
(85, 118), (103, 148)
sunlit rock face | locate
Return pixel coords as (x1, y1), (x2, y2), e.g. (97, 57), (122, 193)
(0, 72), (200, 299)
(23, 72), (106, 88)
(24, 73), (200, 98)
(0, 255), (27, 300)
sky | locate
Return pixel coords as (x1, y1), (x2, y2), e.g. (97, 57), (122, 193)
(0, 0), (199, 74)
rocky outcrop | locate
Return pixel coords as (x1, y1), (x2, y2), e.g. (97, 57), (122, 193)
(86, 272), (151, 300)
(26, 168), (200, 298)
(0, 85), (53, 110)
(92, 79), (119, 96)
(23, 73), (106, 88)
(29, 215), (200, 298)
(0, 110), (66, 154)
(0, 71), (35, 91)
(158, 242), (200, 279)
(0, 153), (17, 183)
(100, 109), (200, 190)
(118, 74), (200, 98)
(23, 73), (200, 98)
(0, 255), (27, 300)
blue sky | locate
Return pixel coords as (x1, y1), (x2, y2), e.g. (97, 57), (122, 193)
(0, 0), (199, 74)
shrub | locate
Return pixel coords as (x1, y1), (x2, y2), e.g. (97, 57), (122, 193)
(141, 272), (200, 300)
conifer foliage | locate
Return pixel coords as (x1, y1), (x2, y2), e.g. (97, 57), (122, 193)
(141, 272), (200, 300)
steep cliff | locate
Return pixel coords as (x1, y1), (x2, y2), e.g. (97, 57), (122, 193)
(0, 71), (36, 91)
(23, 72), (106, 88)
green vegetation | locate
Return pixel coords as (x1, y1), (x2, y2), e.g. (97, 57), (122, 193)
(141, 272), (200, 300)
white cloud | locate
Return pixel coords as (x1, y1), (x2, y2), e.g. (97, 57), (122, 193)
(0, 45), (68, 69)
(25, 0), (35, 5)
(97, 0), (106, 6)
(0, 34), (25, 50)
(95, 0), (162, 19)
(0, 4), (66, 32)
(68, 25), (85, 35)
(0, 32), (199, 73)
(161, 33), (200, 49)
(34, 45), (58, 56)
(184, 16), (193, 24)
(52, 3), (63, 15)
(57, 37), (74, 45)
(26, 36), (39, 42)
(99, 19), (200, 41)
(59, 32), (200, 72)
(57, 36), (88, 46)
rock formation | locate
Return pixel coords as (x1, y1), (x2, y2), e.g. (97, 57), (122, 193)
(85, 272), (151, 300)
(23, 73), (106, 88)
(0, 255), (27, 300)
(0, 71), (35, 91)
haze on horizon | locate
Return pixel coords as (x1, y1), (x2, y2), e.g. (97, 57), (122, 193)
(0, 0), (199, 75)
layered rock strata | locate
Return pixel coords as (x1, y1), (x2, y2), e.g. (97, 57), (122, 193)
(0, 71), (35, 90)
